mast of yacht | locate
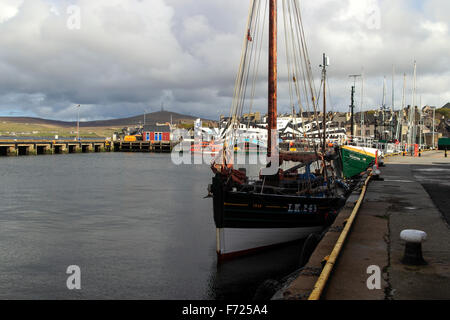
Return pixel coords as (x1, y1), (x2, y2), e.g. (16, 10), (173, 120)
(268, 0), (277, 158)
(397, 73), (406, 142)
(408, 61), (417, 151)
(381, 76), (387, 140)
(412, 62), (417, 147)
(419, 95), (423, 148)
(321, 54), (329, 151)
(361, 68), (365, 140)
(292, 105), (297, 140)
(392, 66), (395, 112)
(391, 65), (395, 140)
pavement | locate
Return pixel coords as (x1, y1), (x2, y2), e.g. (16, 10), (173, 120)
(277, 150), (450, 300)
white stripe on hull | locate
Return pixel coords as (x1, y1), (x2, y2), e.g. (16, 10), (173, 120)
(217, 226), (323, 256)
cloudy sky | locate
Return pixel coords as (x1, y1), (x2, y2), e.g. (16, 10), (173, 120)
(0, 0), (449, 121)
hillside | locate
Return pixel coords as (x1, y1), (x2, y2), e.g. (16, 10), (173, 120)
(437, 103), (450, 120)
(81, 110), (208, 127)
(0, 110), (214, 138)
(0, 110), (211, 128)
(441, 102), (450, 109)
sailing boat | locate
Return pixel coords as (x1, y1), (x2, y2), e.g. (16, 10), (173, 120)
(342, 73), (378, 176)
(209, 0), (359, 261)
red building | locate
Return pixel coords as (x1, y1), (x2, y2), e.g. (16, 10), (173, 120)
(143, 124), (171, 142)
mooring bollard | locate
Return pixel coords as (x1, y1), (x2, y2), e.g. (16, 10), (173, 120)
(371, 165), (382, 180)
(400, 229), (427, 265)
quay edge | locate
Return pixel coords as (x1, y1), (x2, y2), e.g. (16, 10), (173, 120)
(273, 150), (450, 300)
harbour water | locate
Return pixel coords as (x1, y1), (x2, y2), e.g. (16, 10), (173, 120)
(0, 153), (302, 299)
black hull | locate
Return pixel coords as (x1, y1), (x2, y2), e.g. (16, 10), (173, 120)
(212, 175), (346, 229)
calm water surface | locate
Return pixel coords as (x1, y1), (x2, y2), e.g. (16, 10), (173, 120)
(0, 153), (301, 299)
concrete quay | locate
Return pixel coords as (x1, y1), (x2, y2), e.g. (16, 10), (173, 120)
(277, 150), (450, 300)
(0, 139), (178, 155)
(0, 139), (110, 156)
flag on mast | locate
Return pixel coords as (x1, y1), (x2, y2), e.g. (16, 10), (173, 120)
(247, 29), (253, 42)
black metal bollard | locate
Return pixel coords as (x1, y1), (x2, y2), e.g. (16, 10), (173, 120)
(402, 242), (426, 265)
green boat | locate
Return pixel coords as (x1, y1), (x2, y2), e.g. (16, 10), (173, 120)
(438, 137), (450, 150)
(341, 145), (377, 178)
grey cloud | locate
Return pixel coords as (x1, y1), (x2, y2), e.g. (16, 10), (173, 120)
(0, 0), (448, 122)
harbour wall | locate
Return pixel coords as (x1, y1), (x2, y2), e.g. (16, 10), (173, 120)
(0, 139), (177, 156)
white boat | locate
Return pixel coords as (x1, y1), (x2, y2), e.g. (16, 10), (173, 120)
(217, 227), (323, 260)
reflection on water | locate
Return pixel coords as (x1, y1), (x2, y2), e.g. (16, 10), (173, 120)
(0, 153), (302, 299)
(210, 242), (304, 300)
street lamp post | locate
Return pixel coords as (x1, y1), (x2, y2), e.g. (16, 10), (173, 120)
(143, 108), (147, 127)
(76, 104), (81, 141)
(349, 74), (362, 141)
(432, 107), (436, 149)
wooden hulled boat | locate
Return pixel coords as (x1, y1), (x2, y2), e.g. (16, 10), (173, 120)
(211, 148), (351, 260)
(210, 0), (360, 261)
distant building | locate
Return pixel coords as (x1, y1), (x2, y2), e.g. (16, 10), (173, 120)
(143, 124), (171, 142)
(242, 112), (261, 123)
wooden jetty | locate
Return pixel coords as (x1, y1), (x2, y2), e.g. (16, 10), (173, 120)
(112, 140), (175, 153)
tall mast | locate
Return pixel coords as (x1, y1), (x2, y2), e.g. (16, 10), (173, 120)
(381, 77), (386, 140)
(361, 68), (365, 138)
(400, 73), (406, 143)
(268, 0), (277, 157)
(402, 73), (406, 110)
(391, 65), (395, 112)
(323, 56), (326, 151)
(350, 85), (354, 140)
(321, 53), (329, 151)
(419, 95), (422, 147)
(412, 62), (417, 145)
(408, 61), (417, 148)
(391, 65), (395, 140)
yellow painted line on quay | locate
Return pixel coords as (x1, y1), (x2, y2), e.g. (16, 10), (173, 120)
(308, 174), (372, 300)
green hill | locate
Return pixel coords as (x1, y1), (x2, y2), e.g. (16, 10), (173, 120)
(0, 110), (214, 138)
(437, 103), (450, 120)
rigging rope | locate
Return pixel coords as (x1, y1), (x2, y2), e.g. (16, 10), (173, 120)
(225, 0), (331, 161)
